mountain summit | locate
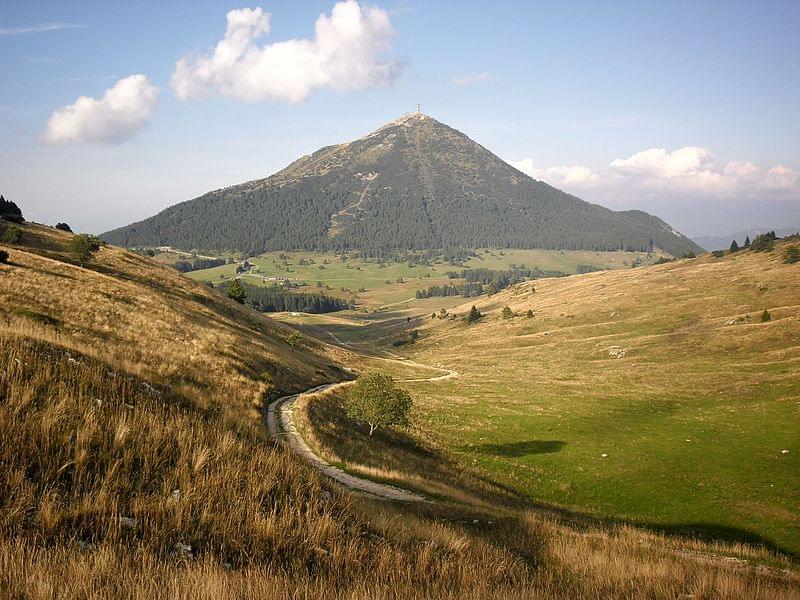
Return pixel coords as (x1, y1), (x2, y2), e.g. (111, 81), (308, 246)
(102, 113), (701, 257)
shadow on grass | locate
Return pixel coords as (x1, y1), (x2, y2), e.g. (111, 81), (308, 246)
(306, 391), (800, 561)
(466, 440), (566, 456)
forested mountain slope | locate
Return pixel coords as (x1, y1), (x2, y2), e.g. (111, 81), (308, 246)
(102, 113), (702, 257)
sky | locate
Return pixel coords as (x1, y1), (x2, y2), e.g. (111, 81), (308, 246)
(1, 0), (798, 238)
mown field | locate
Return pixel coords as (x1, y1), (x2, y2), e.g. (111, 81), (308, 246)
(298, 241), (800, 557)
(184, 248), (657, 309)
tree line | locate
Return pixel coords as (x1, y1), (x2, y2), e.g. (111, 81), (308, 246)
(218, 280), (352, 314)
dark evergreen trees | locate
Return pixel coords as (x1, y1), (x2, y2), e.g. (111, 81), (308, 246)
(467, 305), (482, 323)
(730, 240), (740, 253)
(0, 196), (23, 222)
(226, 279), (246, 304)
(55, 223), (73, 232)
(744, 236), (751, 248)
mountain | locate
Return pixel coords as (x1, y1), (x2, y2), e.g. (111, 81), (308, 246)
(102, 112), (702, 257)
(693, 225), (800, 251)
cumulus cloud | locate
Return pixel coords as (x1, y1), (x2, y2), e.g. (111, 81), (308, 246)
(507, 147), (799, 203)
(42, 75), (158, 145)
(171, 1), (400, 103)
(452, 72), (489, 86)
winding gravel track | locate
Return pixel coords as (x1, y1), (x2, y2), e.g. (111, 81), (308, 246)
(267, 360), (457, 502)
(267, 383), (426, 501)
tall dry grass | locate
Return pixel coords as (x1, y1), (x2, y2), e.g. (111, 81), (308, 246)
(1, 223), (798, 598)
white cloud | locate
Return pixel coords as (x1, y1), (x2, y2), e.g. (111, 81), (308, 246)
(452, 72), (489, 86)
(0, 22), (85, 36)
(172, 1), (400, 104)
(508, 159), (601, 188)
(507, 147), (800, 203)
(42, 75), (158, 145)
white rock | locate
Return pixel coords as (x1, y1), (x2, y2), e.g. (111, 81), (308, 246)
(119, 516), (136, 528)
(781, 449), (789, 454)
(601, 453), (608, 458)
(175, 542), (193, 559)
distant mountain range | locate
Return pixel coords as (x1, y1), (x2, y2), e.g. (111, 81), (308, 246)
(693, 225), (800, 251)
(102, 113), (702, 257)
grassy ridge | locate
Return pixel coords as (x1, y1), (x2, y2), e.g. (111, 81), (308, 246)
(395, 241), (800, 555)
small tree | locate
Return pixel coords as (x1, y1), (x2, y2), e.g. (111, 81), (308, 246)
(70, 234), (100, 266)
(55, 222), (72, 232)
(227, 279), (246, 304)
(761, 309), (771, 322)
(744, 235), (751, 248)
(526, 309), (534, 318)
(729, 239), (740, 253)
(467, 305), (482, 323)
(501, 306), (514, 319)
(345, 372), (412, 437)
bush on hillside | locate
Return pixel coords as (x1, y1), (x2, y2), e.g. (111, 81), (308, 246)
(526, 309), (534, 318)
(55, 222), (72, 232)
(69, 234), (101, 266)
(783, 245), (800, 264)
(344, 372), (412, 437)
(501, 306), (514, 319)
(711, 250), (725, 258)
(0, 250), (8, 264)
(466, 305), (482, 323)
(0, 195), (23, 222)
(761, 309), (771, 322)
(1, 225), (22, 244)
(226, 279), (246, 304)
(751, 231), (778, 252)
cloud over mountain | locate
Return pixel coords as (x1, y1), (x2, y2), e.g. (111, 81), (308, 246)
(171, 1), (400, 104)
(42, 75), (158, 145)
(509, 147), (799, 203)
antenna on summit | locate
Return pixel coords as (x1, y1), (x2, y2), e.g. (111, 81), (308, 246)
(416, 103), (421, 114)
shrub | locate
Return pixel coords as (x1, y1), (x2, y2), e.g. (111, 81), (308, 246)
(501, 306), (514, 319)
(784, 245), (800, 264)
(761, 309), (771, 322)
(653, 257), (674, 265)
(226, 279), (246, 304)
(683, 251), (696, 259)
(285, 331), (303, 347)
(751, 231), (777, 252)
(55, 222), (72, 232)
(410, 330), (419, 341)
(0, 195), (22, 220)
(69, 234), (101, 266)
(466, 305), (482, 323)
(711, 250), (725, 258)
(0, 250), (8, 264)
(526, 309), (534, 318)
(344, 372), (412, 436)
(1, 225), (22, 244)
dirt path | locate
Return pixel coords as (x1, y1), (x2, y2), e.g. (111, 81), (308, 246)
(267, 383), (425, 502)
(266, 350), (457, 501)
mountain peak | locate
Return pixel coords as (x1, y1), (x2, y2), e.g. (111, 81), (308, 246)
(102, 113), (702, 258)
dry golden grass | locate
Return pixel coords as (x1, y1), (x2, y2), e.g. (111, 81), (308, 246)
(2, 222), (798, 598)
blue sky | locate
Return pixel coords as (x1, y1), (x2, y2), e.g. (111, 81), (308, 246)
(1, 0), (798, 237)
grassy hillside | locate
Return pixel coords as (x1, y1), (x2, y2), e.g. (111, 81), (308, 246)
(302, 240), (800, 556)
(1, 222), (797, 598)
